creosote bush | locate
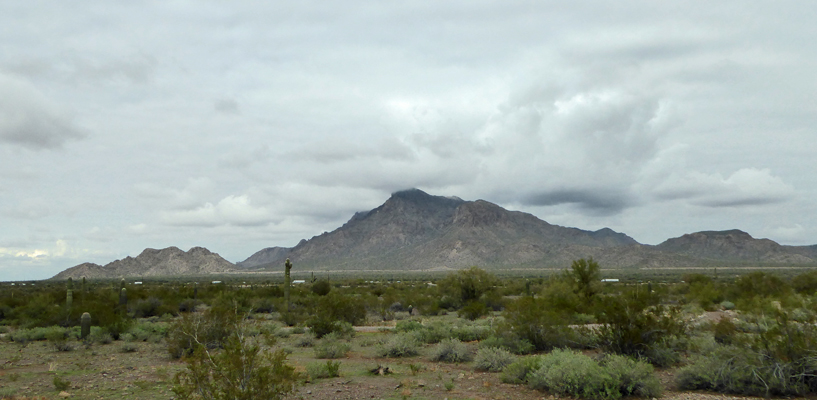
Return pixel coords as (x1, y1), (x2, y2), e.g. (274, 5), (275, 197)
(306, 360), (341, 380)
(526, 349), (661, 400)
(474, 346), (516, 372)
(172, 307), (299, 400)
(313, 332), (350, 359)
(431, 338), (473, 363)
(378, 333), (420, 358)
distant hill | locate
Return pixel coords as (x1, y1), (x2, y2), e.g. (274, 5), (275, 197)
(54, 189), (817, 279)
(52, 246), (236, 279)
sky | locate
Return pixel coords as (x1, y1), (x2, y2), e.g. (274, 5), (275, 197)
(2, 1), (816, 281)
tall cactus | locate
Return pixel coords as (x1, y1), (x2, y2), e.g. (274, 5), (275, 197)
(284, 258), (293, 313)
(66, 277), (74, 309)
(80, 312), (91, 339)
(119, 287), (128, 314)
(81, 276), (87, 293)
(66, 288), (73, 310)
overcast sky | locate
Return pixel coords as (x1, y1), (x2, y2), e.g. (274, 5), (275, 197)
(2, 1), (816, 280)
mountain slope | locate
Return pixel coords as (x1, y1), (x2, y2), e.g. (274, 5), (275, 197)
(244, 189), (642, 271)
(53, 246), (236, 279)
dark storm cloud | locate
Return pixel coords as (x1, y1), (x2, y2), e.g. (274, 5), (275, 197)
(524, 189), (635, 216)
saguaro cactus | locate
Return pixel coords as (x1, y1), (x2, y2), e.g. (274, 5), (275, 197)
(66, 277), (74, 309)
(81, 312), (91, 339)
(66, 289), (73, 310)
(81, 276), (87, 293)
(284, 258), (293, 312)
(119, 287), (128, 314)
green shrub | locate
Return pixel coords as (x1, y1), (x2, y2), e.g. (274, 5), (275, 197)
(474, 347), (516, 372)
(524, 349), (660, 400)
(307, 316), (354, 339)
(431, 338), (472, 363)
(479, 334), (535, 355)
(678, 337), (817, 397)
(311, 280), (332, 296)
(10, 326), (68, 343)
(120, 342), (139, 353)
(172, 308), (299, 400)
(527, 349), (615, 398)
(295, 332), (316, 348)
(166, 306), (236, 359)
(394, 320), (423, 332)
(53, 375), (71, 391)
(378, 333), (420, 358)
(501, 356), (541, 384)
(306, 360), (341, 379)
(595, 290), (686, 365)
(602, 354), (662, 398)
(438, 267), (499, 308)
(313, 333), (350, 359)
(502, 297), (576, 351)
(460, 300), (489, 321)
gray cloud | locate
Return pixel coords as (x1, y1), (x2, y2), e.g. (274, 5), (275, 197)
(524, 189), (635, 216)
(0, 75), (86, 149)
(3, 2), (817, 279)
(214, 98), (240, 115)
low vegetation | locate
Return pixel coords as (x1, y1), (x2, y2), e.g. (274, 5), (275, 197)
(4, 264), (817, 398)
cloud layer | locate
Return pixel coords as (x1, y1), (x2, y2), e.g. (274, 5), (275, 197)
(1, 1), (816, 279)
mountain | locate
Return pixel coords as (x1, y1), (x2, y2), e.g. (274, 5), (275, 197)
(55, 189), (817, 279)
(655, 229), (816, 264)
(53, 246), (236, 279)
(241, 189), (647, 271)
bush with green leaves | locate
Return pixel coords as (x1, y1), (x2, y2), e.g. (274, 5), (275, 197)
(431, 338), (472, 363)
(501, 296), (577, 351)
(679, 304), (817, 397)
(501, 356), (541, 384)
(311, 280), (332, 296)
(166, 305), (237, 359)
(438, 267), (499, 308)
(526, 349), (660, 400)
(378, 333), (420, 358)
(474, 346), (516, 372)
(10, 326), (70, 344)
(313, 333), (350, 359)
(172, 309), (299, 400)
(595, 290), (687, 366)
(479, 334), (535, 355)
(307, 360), (341, 380)
(460, 300), (489, 320)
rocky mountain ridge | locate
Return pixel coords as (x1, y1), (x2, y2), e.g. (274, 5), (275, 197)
(53, 246), (236, 279)
(53, 189), (817, 279)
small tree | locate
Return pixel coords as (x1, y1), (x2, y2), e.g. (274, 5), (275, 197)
(565, 258), (601, 302)
(439, 267), (498, 307)
(172, 307), (299, 400)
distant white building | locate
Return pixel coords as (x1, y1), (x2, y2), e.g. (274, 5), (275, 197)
(292, 280), (306, 284)
(601, 278), (620, 283)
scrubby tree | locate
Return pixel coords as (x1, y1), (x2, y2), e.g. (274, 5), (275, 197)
(565, 258), (601, 302)
(439, 267), (498, 307)
(172, 306), (299, 400)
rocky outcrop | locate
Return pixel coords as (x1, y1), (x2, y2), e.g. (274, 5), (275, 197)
(53, 246), (236, 279)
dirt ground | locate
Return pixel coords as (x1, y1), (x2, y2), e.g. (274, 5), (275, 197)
(0, 324), (801, 400)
